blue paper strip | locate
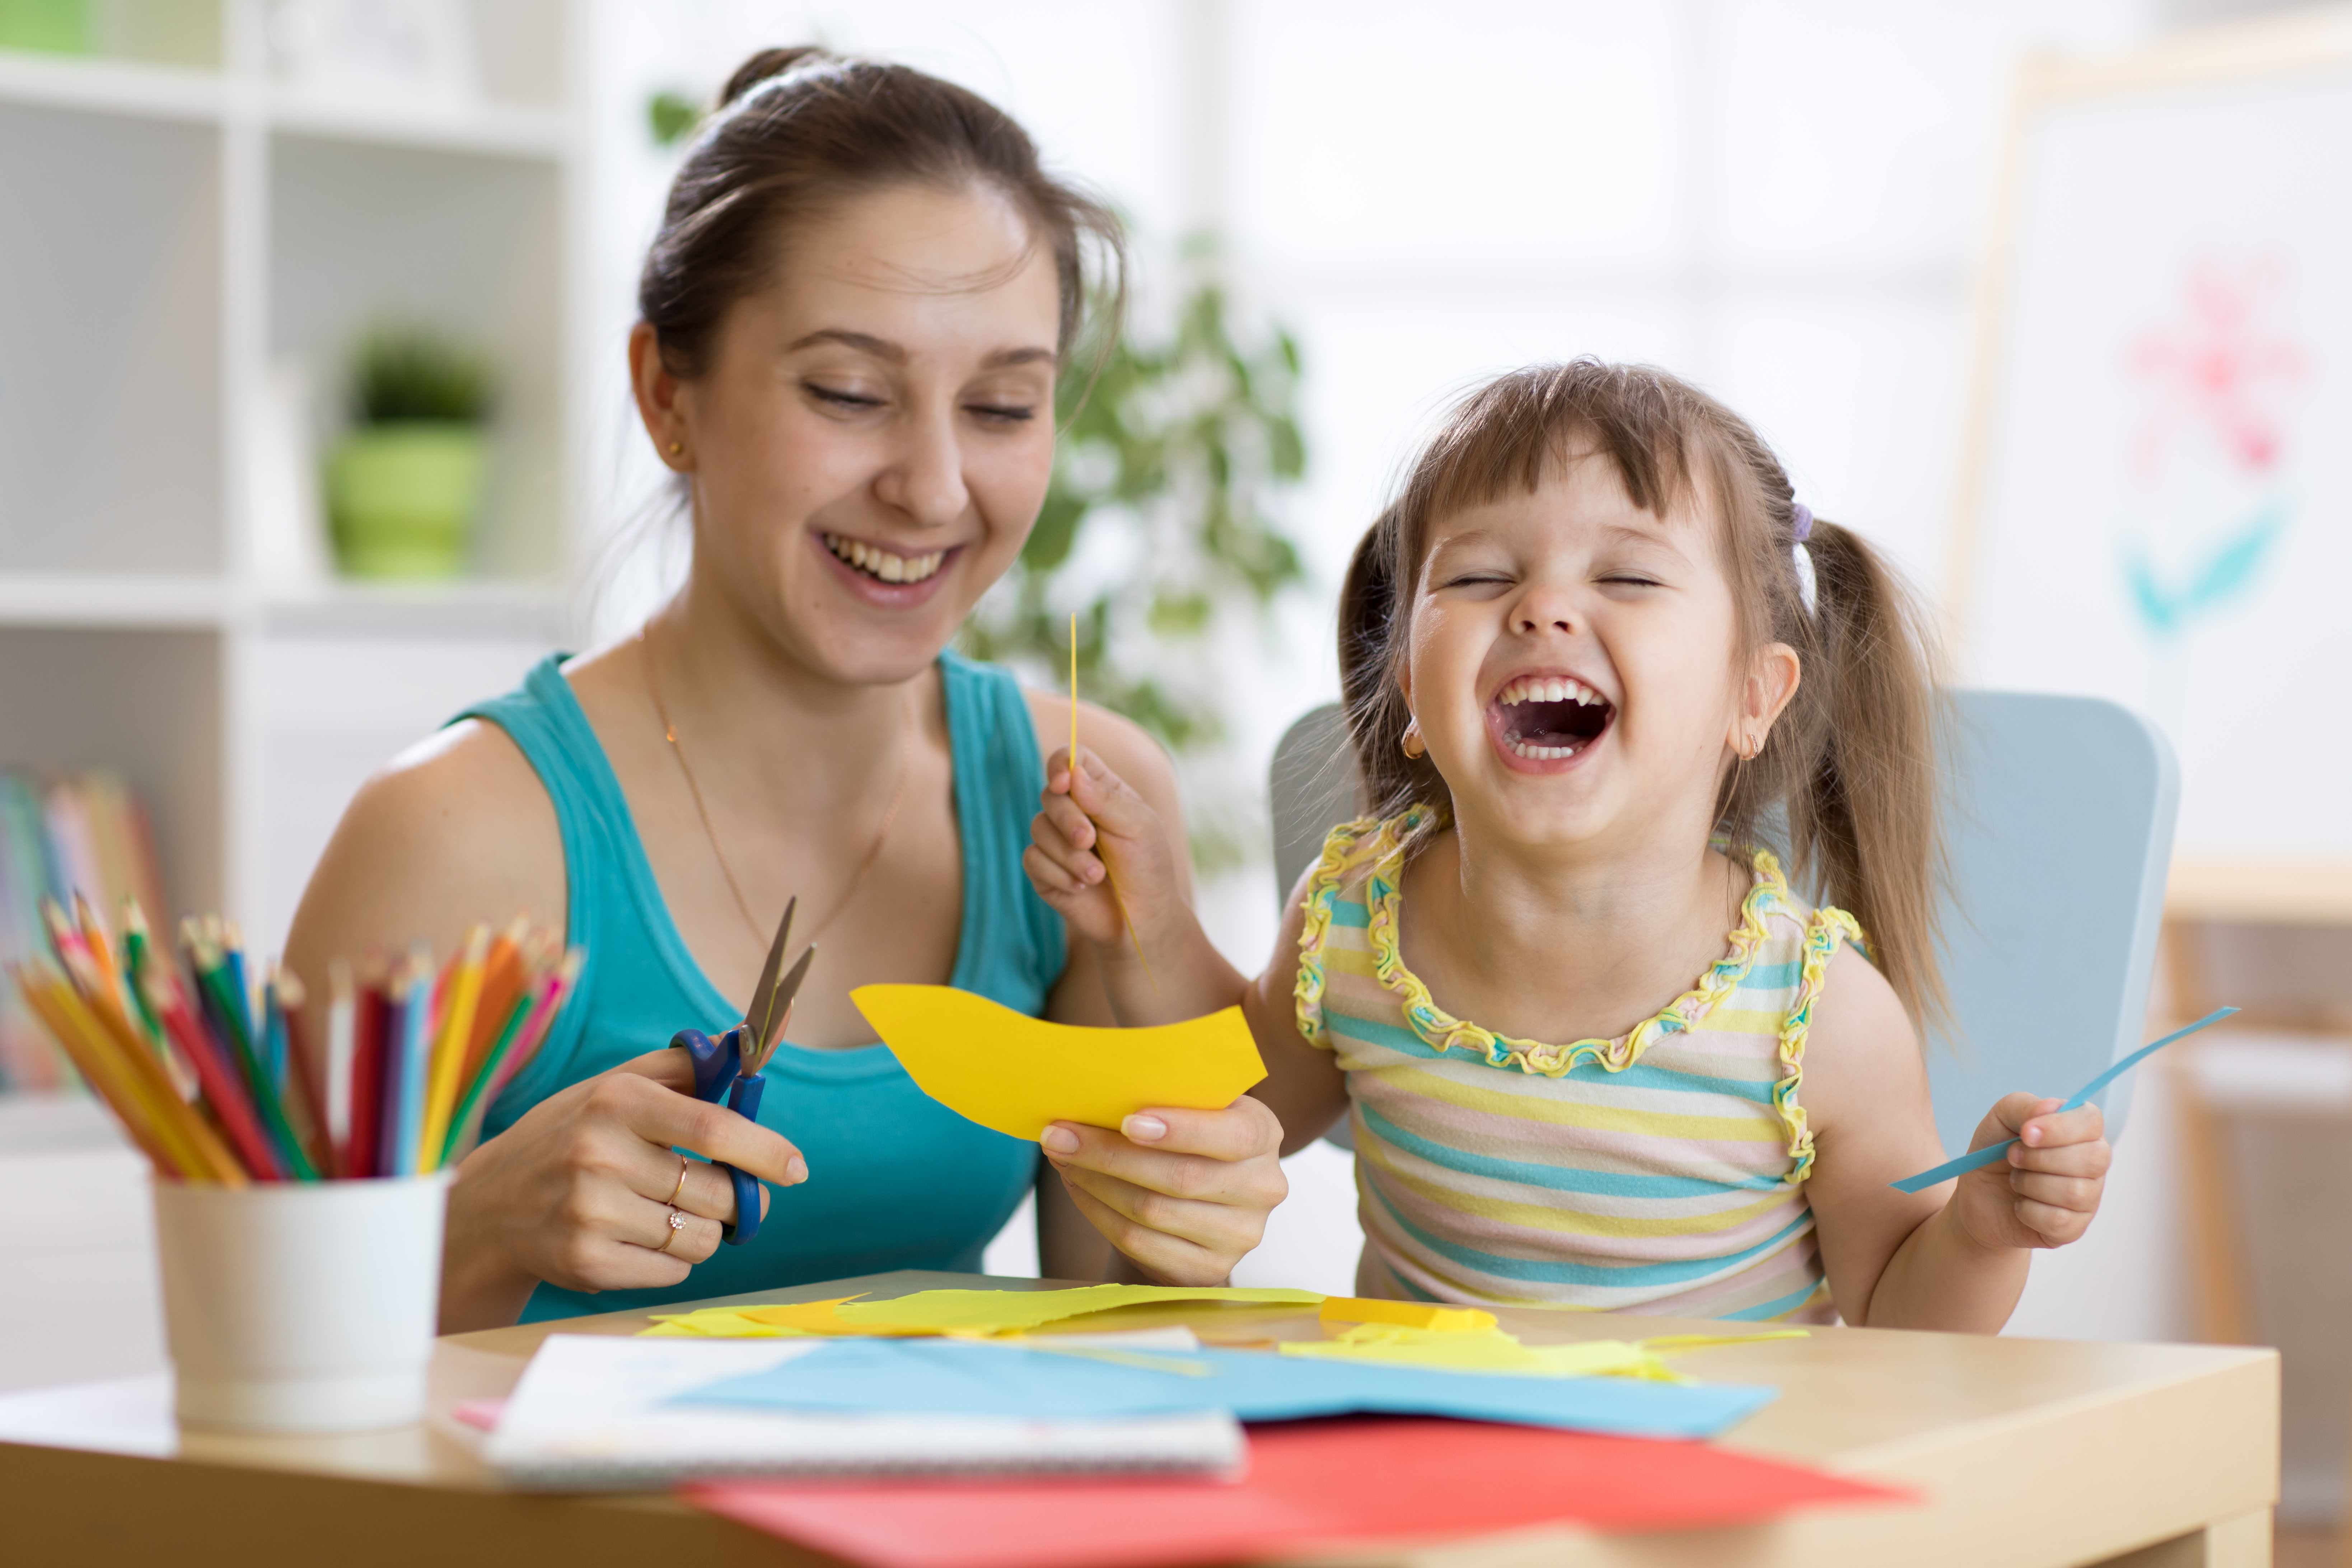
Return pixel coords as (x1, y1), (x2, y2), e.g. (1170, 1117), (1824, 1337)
(675, 1338), (1775, 1441)
(1888, 1007), (2239, 1194)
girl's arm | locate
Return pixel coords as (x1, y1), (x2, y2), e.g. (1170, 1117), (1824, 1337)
(1800, 945), (2112, 1331)
(1244, 872), (1352, 1157)
(1021, 703), (1285, 1285)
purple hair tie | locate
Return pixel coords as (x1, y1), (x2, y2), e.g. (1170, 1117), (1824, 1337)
(1789, 503), (1819, 616)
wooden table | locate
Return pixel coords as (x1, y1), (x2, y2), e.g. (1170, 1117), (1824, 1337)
(0, 1269), (2279, 1567)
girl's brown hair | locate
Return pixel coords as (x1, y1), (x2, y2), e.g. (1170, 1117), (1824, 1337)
(1339, 359), (1949, 1026)
(639, 47), (1126, 382)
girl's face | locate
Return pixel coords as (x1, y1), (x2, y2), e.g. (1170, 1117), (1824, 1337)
(1402, 451), (1793, 857)
(635, 180), (1063, 684)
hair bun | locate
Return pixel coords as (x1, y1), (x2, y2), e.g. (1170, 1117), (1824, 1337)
(718, 46), (832, 109)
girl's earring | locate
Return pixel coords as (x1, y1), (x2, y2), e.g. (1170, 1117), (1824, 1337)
(1401, 720), (1427, 761)
(667, 441), (684, 457)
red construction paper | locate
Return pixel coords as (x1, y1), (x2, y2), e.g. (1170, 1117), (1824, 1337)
(682, 1416), (1914, 1568)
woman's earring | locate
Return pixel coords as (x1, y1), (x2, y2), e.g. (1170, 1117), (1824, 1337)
(1400, 720), (1427, 761)
(667, 441), (684, 457)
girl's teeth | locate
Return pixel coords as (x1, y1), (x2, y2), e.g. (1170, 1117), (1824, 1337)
(1508, 738), (1579, 761)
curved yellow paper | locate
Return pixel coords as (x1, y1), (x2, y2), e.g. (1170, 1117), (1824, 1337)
(852, 985), (1267, 1140)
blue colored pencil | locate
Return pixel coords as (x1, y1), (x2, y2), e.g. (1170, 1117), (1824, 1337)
(393, 950), (434, 1177)
(377, 975), (410, 1180)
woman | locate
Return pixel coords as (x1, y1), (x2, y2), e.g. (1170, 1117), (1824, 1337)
(287, 47), (1287, 1333)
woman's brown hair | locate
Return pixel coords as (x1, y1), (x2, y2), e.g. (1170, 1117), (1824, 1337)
(1339, 359), (1949, 1028)
(639, 46), (1126, 382)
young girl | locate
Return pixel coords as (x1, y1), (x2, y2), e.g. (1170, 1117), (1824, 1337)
(1025, 359), (2112, 1328)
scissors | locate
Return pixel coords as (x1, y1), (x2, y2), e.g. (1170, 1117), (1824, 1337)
(669, 897), (815, 1246)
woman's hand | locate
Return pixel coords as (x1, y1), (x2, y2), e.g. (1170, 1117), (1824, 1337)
(1950, 1094), (2111, 1251)
(437, 1048), (808, 1332)
(1026, 746), (1183, 955)
(1041, 1096), (1287, 1286)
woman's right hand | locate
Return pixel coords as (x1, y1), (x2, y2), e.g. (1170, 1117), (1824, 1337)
(436, 1049), (808, 1332)
(1025, 745), (1183, 956)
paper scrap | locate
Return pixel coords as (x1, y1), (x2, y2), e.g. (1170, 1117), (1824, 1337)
(1281, 1325), (1808, 1382)
(1890, 1006), (2239, 1193)
(675, 1336), (1777, 1440)
(1319, 1296), (1495, 1333)
(685, 1417), (1914, 1568)
(646, 1284), (1325, 1341)
(851, 985), (1266, 1139)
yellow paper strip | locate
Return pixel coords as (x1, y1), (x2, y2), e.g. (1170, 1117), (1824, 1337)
(640, 1284), (1325, 1339)
(852, 985), (1266, 1140)
(1319, 1297), (1497, 1334)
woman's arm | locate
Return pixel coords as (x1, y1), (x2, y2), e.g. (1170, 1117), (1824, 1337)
(1800, 945), (2111, 1331)
(284, 721), (805, 1331)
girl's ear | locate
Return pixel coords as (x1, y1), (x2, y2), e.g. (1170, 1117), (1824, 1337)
(629, 322), (694, 470)
(1729, 642), (1802, 758)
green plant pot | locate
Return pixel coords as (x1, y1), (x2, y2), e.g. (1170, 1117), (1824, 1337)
(326, 423), (488, 580)
(0, 0), (89, 53)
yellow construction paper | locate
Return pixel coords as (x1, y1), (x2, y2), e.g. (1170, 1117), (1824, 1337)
(851, 986), (1267, 1140)
(640, 1284), (1325, 1340)
(1280, 1325), (1808, 1381)
(1320, 1297), (1497, 1333)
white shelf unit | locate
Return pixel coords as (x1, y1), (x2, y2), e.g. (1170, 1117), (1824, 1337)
(0, 0), (585, 1042)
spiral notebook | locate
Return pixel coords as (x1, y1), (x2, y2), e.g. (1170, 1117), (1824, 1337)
(480, 1333), (1244, 1491)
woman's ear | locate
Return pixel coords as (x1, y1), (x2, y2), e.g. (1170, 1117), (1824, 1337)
(628, 323), (693, 470)
(1729, 642), (1802, 758)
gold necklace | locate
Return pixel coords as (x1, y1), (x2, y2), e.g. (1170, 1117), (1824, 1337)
(639, 624), (915, 949)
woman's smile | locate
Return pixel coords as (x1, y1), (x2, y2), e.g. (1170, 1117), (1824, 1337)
(816, 528), (962, 605)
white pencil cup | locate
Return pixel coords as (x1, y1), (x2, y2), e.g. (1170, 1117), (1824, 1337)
(151, 1171), (452, 1433)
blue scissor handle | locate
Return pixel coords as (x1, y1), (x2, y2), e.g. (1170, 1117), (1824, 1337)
(667, 1027), (763, 1246)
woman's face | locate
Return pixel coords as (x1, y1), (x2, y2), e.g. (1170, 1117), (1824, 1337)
(1402, 452), (1786, 858)
(643, 180), (1063, 684)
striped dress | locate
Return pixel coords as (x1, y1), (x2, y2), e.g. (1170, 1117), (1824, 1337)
(1294, 810), (1863, 1323)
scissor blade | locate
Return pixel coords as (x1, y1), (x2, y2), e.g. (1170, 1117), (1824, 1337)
(744, 895), (796, 1038)
(757, 945), (818, 1060)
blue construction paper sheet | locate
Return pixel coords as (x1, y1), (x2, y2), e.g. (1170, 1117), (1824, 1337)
(671, 1338), (1774, 1441)
(1890, 1006), (2238, 1194)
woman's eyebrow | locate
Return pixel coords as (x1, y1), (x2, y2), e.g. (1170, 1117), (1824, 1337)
(787, 327), (903, 360)
(784, 329), (1055, 370)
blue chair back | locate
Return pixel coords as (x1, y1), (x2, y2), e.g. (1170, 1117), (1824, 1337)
(1266, 691), (2179, 1152)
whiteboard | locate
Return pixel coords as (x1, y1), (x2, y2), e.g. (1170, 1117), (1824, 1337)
(1956, 11), (2352, 880)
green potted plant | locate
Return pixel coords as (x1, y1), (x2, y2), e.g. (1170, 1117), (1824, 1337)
(325, 325), (494, 579)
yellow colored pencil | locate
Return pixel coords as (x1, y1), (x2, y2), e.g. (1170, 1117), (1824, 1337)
(417, 925), (490, 1171)
(16, 964), (190, 1179)
(57, 956), (248, 1186)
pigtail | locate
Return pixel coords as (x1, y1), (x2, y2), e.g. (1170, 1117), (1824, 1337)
(1726, 515), (1950, 1031)
(1339, 508), (1449, 828)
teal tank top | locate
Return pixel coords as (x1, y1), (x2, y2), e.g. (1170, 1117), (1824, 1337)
(457, 650), (1066, 1322)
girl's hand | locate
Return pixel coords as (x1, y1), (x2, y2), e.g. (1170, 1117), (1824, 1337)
(1026, 746), (1182, 956)
(437, 1048), (808, 1331)
(1041, 1097), (1288, 1285)
(1950, 1094), (2112, 1251)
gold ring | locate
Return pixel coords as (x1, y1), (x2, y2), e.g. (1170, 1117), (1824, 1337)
(655, 1206), (687, 1254)
(666, 1153), (691, 1206)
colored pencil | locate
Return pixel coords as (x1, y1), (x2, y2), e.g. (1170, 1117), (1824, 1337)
(141, 965), (284, 1181)
(325, 960), (356, 1179)
(418, 925), (489, 1171)
(19, 906), (580, 1185)
(349, 966), (388, 1181)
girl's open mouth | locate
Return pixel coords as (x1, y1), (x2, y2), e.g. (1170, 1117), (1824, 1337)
(1491, 674), (1614, 762)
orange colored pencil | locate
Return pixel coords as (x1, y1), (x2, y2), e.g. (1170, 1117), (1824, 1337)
(15, 963), (188, 1179)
